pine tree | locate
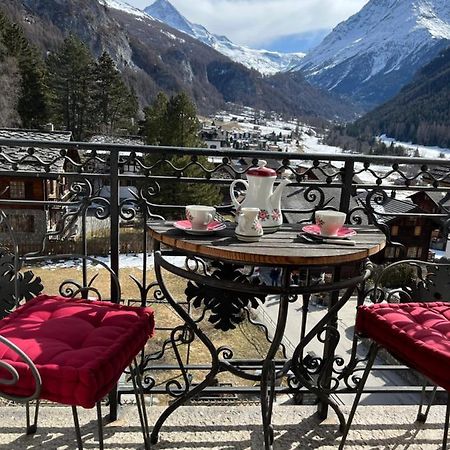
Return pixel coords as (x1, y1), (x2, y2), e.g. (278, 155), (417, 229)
(92, 52), (138, 134)
(142, 92), (168, 145)
(46, 36), (96, 140)
(163, 92), (204, 147)
(0, 14), (20, 126)
(141, 92), (222, 216)
(0, 12), (48, 128)
(17, 46), (49, 129)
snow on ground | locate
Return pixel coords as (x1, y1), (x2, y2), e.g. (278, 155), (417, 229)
(379, 135), (450, 159)
(212, 110), (448, 190)
(433, 249), (447, 260)
(41, 254), (186, 270)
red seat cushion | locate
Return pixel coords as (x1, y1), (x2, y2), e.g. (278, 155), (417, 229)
(0, 294), (155, 408)
(356, 302), (450, 391)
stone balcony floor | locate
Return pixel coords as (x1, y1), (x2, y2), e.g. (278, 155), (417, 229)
(0, 404), (446, 449)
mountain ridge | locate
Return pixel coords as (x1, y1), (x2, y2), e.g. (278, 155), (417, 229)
(296, 0), (450, 108)
(144, 0), (305, 76)
(0, 0), (357, 120)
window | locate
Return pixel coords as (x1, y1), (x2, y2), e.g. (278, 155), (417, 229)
(48, 180), (55, 195)
(414, 226), (422, 236)
(123, 163), (135, 173)
(385, 246), (400, 259)
(385, 247), (396, 258)
(406, 246), (421, 258)
(9, 181), (25, 199)
(391, 225), (399, 236)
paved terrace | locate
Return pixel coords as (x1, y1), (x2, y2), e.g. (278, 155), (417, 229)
(0, 404), (446, 449)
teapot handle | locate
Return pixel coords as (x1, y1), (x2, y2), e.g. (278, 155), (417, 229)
(230, 179), (248, 209)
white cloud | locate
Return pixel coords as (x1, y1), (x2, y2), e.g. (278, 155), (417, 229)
(128, 0), (369, 47)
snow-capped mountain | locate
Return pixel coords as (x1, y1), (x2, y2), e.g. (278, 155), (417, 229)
(6, 0), (357, 120)
(144, 0), (305, 75)
(297, 0), (450, 107)
(98, 0), (151, 20)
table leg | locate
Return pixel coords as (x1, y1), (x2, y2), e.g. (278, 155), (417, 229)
(290, 276), (359, 431)
(150, 251), (220, 444)
(260, 268), (291, 449)
(317, 266), (341, 420)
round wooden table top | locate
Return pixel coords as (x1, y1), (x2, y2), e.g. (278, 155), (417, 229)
(148, 222), (386, 266)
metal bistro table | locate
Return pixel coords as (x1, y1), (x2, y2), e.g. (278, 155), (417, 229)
(147, 222), (386, 449)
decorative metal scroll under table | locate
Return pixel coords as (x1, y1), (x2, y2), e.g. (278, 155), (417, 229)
(147, 222), (386, 449)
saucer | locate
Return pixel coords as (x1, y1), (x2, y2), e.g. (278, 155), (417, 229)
(302, 224), (357, 239)
(235, 232), (262, 242)
(174, 220), (226, 235)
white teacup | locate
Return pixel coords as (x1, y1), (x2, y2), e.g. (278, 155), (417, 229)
(315, 210), (346, 236)
(186, 205), (216, 230)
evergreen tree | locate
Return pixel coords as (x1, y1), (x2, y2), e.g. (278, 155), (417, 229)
(164, 92), (203, 147)
(0, 55), (20, 127)
(17, 46), (49, 129)
(0, 12), (48, 128)
(142, 92), (168, 145)
(92, 52), (138, 134)
(46, 36), (96, 140)
(141, 92), (222, 215)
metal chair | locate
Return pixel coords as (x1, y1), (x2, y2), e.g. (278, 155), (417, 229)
(340, 260), (450, 450)
(0, 211), (154, 449)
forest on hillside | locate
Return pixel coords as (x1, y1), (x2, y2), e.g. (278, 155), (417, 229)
(0, 11), (138, 140)
(348, 46), (450, 148)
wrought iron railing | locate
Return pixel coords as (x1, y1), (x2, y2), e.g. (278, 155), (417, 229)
(1, 137), (450, 410)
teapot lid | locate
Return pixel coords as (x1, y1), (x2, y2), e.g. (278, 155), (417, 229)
(247, 160), (276, 177)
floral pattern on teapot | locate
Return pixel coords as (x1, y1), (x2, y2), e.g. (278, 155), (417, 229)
(230, 160), (291, 233)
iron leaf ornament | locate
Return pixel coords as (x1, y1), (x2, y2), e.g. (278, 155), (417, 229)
(185, 261), (266, 331)
(0, 248), (43, 318)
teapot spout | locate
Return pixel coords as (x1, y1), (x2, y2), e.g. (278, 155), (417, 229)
(270, 177), (291, 210)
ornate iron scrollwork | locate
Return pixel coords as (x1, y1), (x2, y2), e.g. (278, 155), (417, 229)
(0, 248), (43, 318)
(185, 261), (266, 331)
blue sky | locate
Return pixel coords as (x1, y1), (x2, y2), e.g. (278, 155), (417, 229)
(127, 0), (369, 52)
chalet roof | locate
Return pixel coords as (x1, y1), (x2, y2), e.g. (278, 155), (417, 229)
(356, 191), (428, 224)
(0, 128), (72, 173)
(282, 185), (360, 224)
(88, 135), (144, 146)
(409, 190), (446, 206)
(85, 135), (144, 158)
(0, 128), (72, 142)
(282, 184), (435, 227)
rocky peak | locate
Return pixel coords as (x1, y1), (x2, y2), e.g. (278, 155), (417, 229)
(145, 0), (193, 34)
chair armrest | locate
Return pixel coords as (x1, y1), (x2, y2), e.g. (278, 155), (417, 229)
(0, 335), (41, 402)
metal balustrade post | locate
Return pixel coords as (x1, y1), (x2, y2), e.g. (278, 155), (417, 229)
(339, 160), (354, 214)
(108, 149), (120, 421)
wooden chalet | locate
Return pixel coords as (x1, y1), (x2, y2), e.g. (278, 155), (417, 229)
(0, 128), (73, 252)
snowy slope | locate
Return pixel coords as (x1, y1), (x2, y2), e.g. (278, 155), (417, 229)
(98, 0), (152, 20)
(145, 0), (304, 75)
(296, 0), (450, 106)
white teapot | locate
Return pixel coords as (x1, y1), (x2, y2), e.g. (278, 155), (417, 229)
(230, 160), (290, 233)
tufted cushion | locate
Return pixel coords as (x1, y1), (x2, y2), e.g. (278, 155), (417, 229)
(356, 302), (450, 391)
(0, 294), (155, 408)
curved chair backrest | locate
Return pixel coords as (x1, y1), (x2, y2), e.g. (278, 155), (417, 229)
(370, 259), (450, 304)
(0, 209), (121, 316)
